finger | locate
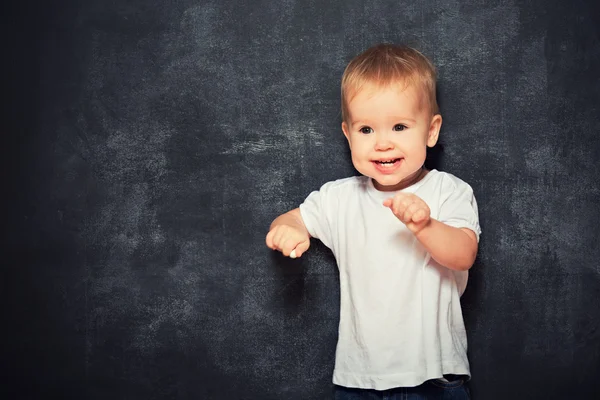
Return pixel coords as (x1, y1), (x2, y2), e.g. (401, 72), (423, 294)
(383, 198), (393, 208)
(389, 197), (403, 216)
(280, 238), (293, 256)
(412, 208), (427, 223)
(392, 198), (411, 221)
(403, 203), (420, 222)
(394, 195), (414, 216)
(272, 228), (286, 250)
(282, 239), (300, 257)
(266, 229), (276, 249)
(293, 240), (310, 258)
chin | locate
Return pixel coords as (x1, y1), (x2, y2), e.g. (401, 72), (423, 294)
(373, 178), (403, 189)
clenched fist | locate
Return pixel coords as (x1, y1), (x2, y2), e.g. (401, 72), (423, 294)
(383, 193), (431, 234)
(266, 224), (310, 258)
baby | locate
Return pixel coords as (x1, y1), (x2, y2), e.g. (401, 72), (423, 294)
(266, 43), (481, 399)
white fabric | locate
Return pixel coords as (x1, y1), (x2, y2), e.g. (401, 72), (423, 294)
(298, 169), (481, 390)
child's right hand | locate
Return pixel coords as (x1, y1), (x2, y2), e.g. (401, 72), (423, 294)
(266, 224), (310, 258)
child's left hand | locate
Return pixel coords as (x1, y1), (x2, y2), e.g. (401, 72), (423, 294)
(383, 193), (431, 234)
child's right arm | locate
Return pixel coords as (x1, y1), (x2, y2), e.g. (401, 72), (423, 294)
(265, 208), (311, 258)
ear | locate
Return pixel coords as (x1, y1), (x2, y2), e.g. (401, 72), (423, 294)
(341, 121), (351, 148)
(427, 114), (442, 148)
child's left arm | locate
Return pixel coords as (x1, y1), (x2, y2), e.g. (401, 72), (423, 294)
(383, 193), (478, 271)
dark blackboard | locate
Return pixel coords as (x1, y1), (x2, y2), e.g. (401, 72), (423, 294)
(3, 0), (600, 399)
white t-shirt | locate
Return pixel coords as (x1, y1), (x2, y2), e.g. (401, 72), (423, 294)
(298, 169), (481, 390)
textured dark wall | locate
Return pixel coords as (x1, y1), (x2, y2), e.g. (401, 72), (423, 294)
(4, 0), (600, 399)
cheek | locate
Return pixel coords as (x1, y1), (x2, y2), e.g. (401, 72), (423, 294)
(348, 143), (370, 166)
(403, 137), (428, 160)
(348, 138), (364, 154)
(413, 145), (428, 163)
(351, 149), (365, 165)
(411, 132), (430, 149)
(412, 141), (427, 155)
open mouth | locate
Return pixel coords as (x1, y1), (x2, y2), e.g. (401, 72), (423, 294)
(372, 158), (403, 174)
(373, 158), (402, 166)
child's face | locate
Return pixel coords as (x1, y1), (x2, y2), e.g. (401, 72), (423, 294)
(341, 82), (441, 192)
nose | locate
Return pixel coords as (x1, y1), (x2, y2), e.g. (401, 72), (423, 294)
(374, 132), (394, 151)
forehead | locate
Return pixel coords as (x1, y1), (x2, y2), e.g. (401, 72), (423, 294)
(347, 82), (425, 116)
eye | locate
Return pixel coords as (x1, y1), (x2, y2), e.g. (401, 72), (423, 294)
(359, 126), (373, 134)
(393, 124), (407, 132)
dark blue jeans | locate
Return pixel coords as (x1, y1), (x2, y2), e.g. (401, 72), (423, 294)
(333, 376), (471, 400)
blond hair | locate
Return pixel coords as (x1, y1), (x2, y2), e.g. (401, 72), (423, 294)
(341, 43), (439, 121)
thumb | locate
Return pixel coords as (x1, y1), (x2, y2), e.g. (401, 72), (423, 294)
(291, 240), (310, 258)
(383, 198), (393, 208)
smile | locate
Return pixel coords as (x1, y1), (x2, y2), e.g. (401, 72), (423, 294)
(372, 158), (403, 174)
(373, 158), (402, 165)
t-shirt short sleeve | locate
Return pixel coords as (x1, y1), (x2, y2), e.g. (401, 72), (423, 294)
(298, 182), (335, 250)
(438, 180), (482, 242)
